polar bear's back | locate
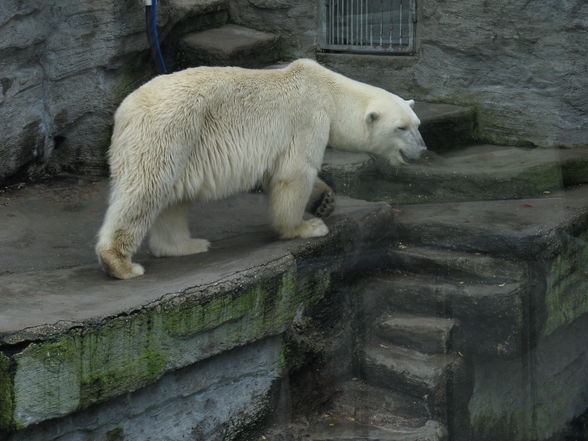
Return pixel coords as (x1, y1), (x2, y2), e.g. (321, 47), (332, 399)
(109, 61), (332, 201)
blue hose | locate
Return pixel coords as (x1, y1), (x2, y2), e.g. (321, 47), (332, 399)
(146, 0), (168, 74)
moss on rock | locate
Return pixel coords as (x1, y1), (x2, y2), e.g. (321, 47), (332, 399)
(0, 352), (15, 432)
(7, 263), (333, 429)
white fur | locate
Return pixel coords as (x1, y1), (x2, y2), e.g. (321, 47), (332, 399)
(96, 59), (426, 279)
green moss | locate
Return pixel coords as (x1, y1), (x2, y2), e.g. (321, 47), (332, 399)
(80, 347), (168, 407)
(544, 234), (588, 336)
(0, 352), (14, 431)
(105, 427), (126, 441)
(160, 285), (260, 338)
(10, 263), (334, 427)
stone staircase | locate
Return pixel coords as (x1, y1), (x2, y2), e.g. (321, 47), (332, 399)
(322, 142), (588, 205)
(256, 95), (588, 440)
(162, 0), (282, 70)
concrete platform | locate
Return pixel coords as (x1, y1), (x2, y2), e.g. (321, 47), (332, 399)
(0, 176), (391, 431)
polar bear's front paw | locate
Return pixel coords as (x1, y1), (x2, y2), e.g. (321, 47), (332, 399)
(311, 190), (335, 218)
(281, 218), (329, 239)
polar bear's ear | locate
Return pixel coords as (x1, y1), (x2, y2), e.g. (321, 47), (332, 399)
(406, 99), (415, 108)
(366, 111), (380, 123)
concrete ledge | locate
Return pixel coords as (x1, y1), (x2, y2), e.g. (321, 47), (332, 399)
(0, 178), (393, 432)
(322, 145), (588, 204)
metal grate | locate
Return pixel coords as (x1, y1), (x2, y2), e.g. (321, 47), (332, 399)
(320, 0), (416, 54)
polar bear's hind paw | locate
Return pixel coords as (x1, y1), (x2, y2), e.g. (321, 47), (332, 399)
(98, 248), (145, 280)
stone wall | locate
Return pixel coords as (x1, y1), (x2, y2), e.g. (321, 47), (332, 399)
(231, 0), (588, 149)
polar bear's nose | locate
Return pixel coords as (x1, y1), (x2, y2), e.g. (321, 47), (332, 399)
(399, 128), (428, 162)
(413, 128), (428, 151)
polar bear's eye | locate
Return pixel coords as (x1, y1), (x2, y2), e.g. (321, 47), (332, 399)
(398, 126), (408, 131)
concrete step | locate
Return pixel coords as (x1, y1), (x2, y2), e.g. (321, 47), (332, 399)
(328, 380), (431, 428)
(358, 274), (525, 357)
(262, 380), (446, 440)
(288, 419), (445, 441)
(322, 144), (588, 204)
(166, 0), (229, 34)
(413, 102), (475, 152)
(374, 314), (455, 354)
(388, 186), (588, 258)
(362, 342), (459, 417)
(386, 245), (525, 284)
(178, 24), (279, 68)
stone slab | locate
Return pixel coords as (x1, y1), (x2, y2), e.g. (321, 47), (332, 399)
(386, 246), (526, 283)
(322, 145), (588, 204)
(265, 379), (446, 440)
(375, 314), (455, 354)
(361, 274), (525, 357)
(179, 24), (279, 67)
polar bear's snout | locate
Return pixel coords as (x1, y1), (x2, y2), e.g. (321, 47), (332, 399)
(398, 127), (428, 163)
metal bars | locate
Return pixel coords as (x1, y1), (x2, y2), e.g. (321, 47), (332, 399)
(320, 0), (415, 54)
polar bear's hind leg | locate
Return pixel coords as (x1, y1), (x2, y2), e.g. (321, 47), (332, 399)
(148, 202), (210, 257)
(96, 192), (158, 280)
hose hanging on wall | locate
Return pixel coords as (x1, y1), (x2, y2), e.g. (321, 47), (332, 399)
(145, 0), (168, 74)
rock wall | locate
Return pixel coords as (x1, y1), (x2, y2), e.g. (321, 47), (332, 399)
(0, 0), (151, 181)
(0, 0), (223, 182)
(7, 338), (283, 441)
(231, 0), (588, 149)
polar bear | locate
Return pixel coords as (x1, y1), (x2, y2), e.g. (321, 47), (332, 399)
(96, 59), (427, 279)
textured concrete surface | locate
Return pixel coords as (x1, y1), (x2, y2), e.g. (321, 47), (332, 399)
(469, 312), (588, 441)
(0, 178), (385, 338)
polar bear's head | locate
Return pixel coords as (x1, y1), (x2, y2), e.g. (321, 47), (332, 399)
(364, 94), (427, 166)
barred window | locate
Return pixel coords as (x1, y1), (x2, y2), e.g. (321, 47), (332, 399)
(320, 0), (416, 54)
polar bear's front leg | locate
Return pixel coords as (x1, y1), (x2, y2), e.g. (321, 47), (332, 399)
(148, 202), (210, 257)
(269, 173), (329, 239)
